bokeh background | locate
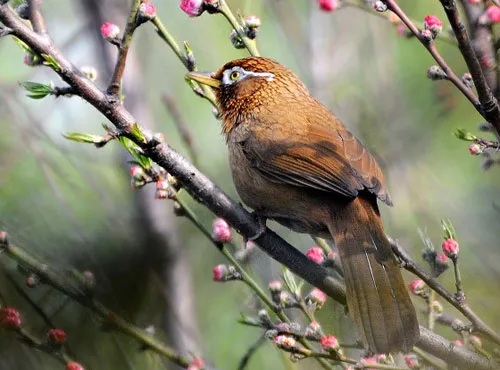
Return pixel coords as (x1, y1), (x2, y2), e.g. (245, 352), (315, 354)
(1, 1), (499, 369)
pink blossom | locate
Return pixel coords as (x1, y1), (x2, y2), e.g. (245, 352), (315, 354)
(307, 288), (327, 308)
(212, 264), (228, 281)
(48, 328), (67, 344)
(100, 22), (120, 40)
(469, 144), (482, 155)
(442, 238), (459, 257)
(487, 6), (500, 23)
(436, 253), (449, 263)
(180, 0), (204, 17)
(268, 280), (282, 292)
(317, 0), (338, 12)
(139, 2), (156, 18)
(306, 246), (325, 264)
(66, 363), (85, 370)
(212, 218), (232, 242)
(0, 307), (21, 330)
(320, 334), (339, 351)
(408, 279), (426, 295)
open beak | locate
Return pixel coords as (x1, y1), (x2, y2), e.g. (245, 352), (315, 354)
(186, 71), (221, 88)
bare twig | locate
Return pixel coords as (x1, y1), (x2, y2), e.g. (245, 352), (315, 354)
(162, 92), (199, 166)
(107, 0), (141, 95)
(27, 0), (46, 35)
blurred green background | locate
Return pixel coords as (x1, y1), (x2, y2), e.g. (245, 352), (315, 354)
(1, 0), (499, 369)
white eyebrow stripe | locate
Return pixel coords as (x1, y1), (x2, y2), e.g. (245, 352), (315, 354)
(244, 71), (275, 81)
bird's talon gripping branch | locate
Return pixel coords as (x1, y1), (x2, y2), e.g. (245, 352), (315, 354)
(247, 212), (267, 241)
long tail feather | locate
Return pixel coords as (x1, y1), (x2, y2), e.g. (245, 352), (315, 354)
(327, 197), (419, 353)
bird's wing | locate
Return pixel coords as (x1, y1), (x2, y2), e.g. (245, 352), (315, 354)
(241, 122), (392, 205)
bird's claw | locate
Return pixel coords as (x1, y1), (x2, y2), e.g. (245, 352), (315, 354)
(245, 212), (267, 242)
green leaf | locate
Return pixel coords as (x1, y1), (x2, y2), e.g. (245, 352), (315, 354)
(117, 136), (152, 169)
(19, 81), (54, 99)
(282, 268), (300, 298)
(12, 36), (34, 54)
(41, 53), (61, 71)
(63, 132), (107, 144)
(454, 128), (476, 141)
(129, 123), (146, 144)
(441, 219), (456, 240)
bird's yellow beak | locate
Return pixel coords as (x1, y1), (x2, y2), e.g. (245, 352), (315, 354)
(186, 71), (221, 88)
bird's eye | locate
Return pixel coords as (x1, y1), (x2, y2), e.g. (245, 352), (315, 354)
(230, 71), (241, 80)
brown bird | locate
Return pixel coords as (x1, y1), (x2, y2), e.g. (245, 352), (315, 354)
(187, 57), (419, 353)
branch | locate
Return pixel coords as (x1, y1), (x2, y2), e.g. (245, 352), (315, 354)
(0, 3), (497, 368)
(0, 235), (191, 368)
(27, 0), (46, 35)
(107, 0), (141, 95)
(439, 0), (500, 134)
(390, 237), (500, 346)
(384, 0), (481, 112)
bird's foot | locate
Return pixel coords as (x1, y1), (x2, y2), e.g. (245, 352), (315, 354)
(246, 212), (267, 242)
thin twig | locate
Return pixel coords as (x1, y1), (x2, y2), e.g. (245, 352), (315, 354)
(107, 0), (141, 95)
(390, 237), (500, 346)
(162, 92), (199, 166)
(27, 0), (46, 35)
(384, 0), (481, 112)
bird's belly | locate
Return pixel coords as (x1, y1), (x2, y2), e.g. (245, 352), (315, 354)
(229, 149), (330, 237)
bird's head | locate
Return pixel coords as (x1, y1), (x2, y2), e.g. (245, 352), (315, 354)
(186, 57), (310, 133)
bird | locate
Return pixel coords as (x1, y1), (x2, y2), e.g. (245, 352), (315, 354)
(187, 57), (419, 354)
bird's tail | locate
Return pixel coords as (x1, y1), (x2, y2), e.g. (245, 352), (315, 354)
(326, 197), (419, 354)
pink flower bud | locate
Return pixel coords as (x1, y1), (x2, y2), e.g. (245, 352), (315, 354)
(212, 218), (232, 242)
(307, 288), (327, 309)
(156, 178), (169, 191)
(139, 2), (156, 19)
(442, 238), (459, 257)
(306, 246), (325, 264)
(373, 0), (388, 12)
(436, 253), (449, 263)
(187, 358), (204, 370)
(66, 362), (85, 370)
(404, 354), (420, 369)
(453, 339), (463, 346)
(320, 334), (339, 351)
(268, 280), (282, 293)
(408, 279), (426, 295)
(318, 0), (338, 12)
(130, 165), (145, 178)
(212, 264), (228, 281)
(361, 357), (377, 365)
(469, 143), (482, 155)
(487, 6), (500, 23)
(306, 320), (322, 334)
(468, 0), (481, 3)
(154, 189), (169, 199)
(100, 22), (120, 41)
(274, 334), (296, 348)
(180, 0), (204, 17)
(0, 307), (21, 330)
(421, 28), (433, 41)
(424, 15), (443, 35)
(245, 15), (261, 28)
(48, 328), (67, 344)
